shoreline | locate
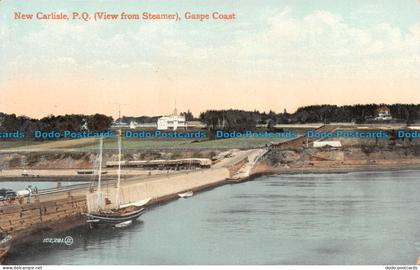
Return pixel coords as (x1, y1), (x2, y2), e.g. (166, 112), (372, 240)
(258, 163), (420, 175)
(239, 162), (420, 183)
(2, 164), (419, 183)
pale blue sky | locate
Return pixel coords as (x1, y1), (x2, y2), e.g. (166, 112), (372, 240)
(1, 0), (419, 74)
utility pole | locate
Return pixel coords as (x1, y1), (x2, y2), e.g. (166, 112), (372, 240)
(110, 103), (129, 122)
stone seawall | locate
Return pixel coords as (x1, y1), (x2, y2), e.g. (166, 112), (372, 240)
(87, 167), (230, 211)
(0, 196), (87, 239)
(1, 167), (231, 241)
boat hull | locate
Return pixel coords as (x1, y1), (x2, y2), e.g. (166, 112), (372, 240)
(178, 191), (193, 198)
(0, 247), (10, 265)
(0, 235), (12, 265)
(114, 220), (132, 228)
(86, 208), (145, 224)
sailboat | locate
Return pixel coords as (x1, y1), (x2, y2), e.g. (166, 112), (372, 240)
(86, 131), (145, 225)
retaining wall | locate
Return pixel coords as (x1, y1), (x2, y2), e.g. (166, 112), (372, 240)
(87, 167), (230, 211)
(0, 196), (86, 238)
(0, 167), (231, 240)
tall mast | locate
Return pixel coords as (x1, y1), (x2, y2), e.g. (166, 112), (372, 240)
(96, 136), (103, 211)
(115, 129), (122, 209)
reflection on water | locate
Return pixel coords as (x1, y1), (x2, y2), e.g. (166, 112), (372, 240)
(7, 170), (420, 264)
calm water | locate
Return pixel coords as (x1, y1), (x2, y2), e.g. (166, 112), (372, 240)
(6, 170), (420, 265)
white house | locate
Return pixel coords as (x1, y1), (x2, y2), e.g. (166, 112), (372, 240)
(157, 108), (186, 130)
(375, 106), (392, 121)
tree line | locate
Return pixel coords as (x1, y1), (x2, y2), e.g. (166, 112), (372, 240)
(291, 104), (420, 124)
(0, 113), (112, 138)
(1, 104), (419, 138)
(199, 104), (420, 131)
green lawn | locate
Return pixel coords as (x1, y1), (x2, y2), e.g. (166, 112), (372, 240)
(0, 140), (42, 150)
(0, 136), (290, 152)
(76, 137), (289, 151)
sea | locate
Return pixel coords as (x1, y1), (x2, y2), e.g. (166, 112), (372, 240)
(5, 170), (420, 264)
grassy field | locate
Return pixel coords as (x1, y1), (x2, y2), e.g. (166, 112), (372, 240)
(0, 137), (290, 152)
(1, 138), (96, 152)
(80, 137), (289, 151)
(0, 140), (42, 150)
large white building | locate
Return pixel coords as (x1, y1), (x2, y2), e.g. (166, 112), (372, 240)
(157, 108), (186, 130)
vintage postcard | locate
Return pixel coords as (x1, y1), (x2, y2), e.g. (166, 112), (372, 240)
(0, 0), (420, 268)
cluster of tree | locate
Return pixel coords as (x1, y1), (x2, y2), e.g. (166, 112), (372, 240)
(180, 110), (194, 121)
(2, 103), (420, 138)
(120, 116), (160, 124)
(291, 104), (420, 124)
(199, 110), (261, 131)
(0, 113), (113, 137)
(198, 104), (420, 131)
